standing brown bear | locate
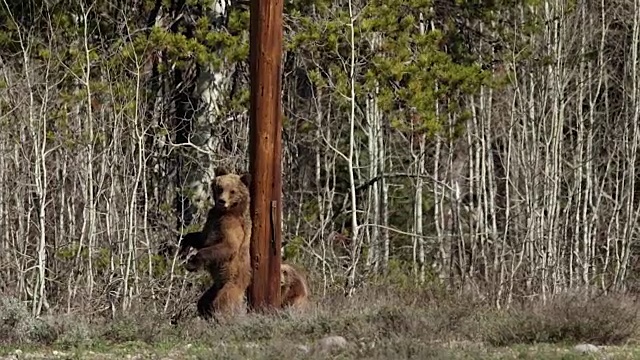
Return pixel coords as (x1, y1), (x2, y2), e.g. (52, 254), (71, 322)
(178, 167), (252, 320)
(280, 263), (310, 310)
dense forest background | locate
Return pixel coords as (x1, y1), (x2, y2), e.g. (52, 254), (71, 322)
(1, 0), (640, 319)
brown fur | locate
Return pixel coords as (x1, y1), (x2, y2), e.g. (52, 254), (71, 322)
(179, 167), (252, 320)
(280, 263), (310, 310)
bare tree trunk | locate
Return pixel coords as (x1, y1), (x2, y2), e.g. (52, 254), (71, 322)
(345, 0), (360, 295)
(80, 4), (97, 301)
(379, 124), (389, 273)
(313, 87), (330, 294)
(365, 88), (380, 272)
(417, 136), (426, 283)
(618, 0), (640, 289)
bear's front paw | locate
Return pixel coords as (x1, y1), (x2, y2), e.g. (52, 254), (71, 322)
(184, 256), (200, 272)
(178, 245), (192, 260)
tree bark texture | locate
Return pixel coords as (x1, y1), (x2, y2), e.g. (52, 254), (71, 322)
(248, 0), (284, 311)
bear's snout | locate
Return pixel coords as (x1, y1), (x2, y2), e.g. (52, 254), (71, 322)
(216, 198), (227, 208)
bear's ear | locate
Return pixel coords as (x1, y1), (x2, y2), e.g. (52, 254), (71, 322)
(240, 173), (251, 187)
(214, 167), (229, 177)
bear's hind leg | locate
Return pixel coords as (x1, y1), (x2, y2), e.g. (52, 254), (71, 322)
(196, 282), (223, 320)
(211, 283), (246, 315)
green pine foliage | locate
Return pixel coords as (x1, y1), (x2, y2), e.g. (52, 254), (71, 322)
(287, 0), (506, 136)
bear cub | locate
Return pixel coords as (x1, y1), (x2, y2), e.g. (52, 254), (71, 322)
(280, 263), (310, 310)
(178, 167), (252, 319)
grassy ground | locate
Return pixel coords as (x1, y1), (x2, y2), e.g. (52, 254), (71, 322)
(2, 285), (640, 359)
(3, 341), (640, 360)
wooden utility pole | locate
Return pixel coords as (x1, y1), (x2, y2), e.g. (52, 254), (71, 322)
(247, 0), (284, 311)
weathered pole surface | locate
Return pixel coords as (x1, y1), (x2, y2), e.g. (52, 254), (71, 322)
(247, 0), (284, 311)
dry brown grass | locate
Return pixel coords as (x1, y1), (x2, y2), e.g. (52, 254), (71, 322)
(1, 283), (639, 359)
(477, 291), (640, 346)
